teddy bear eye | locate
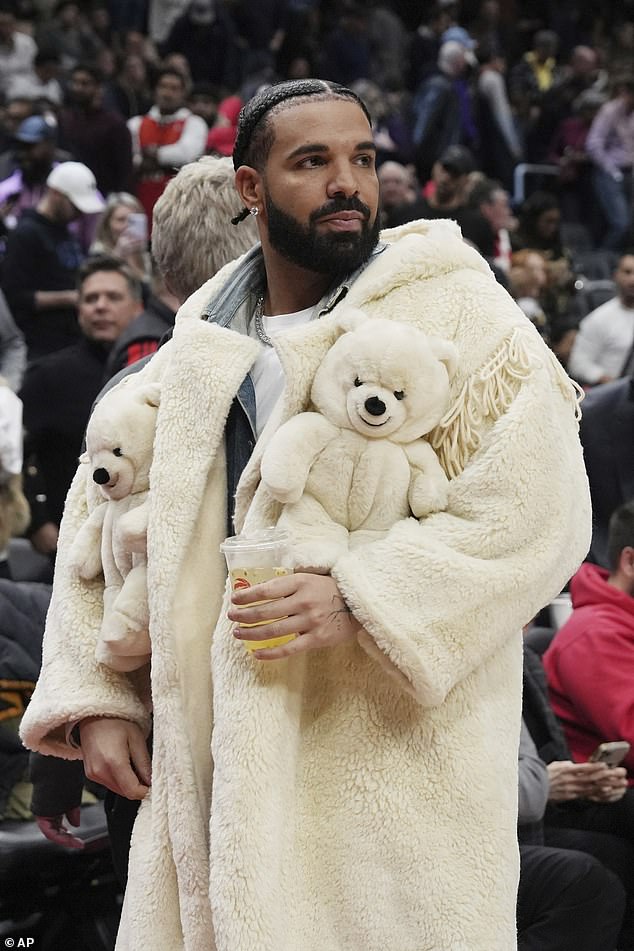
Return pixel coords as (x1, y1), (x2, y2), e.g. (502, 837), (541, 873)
(394, 390), (405, 401)
(354, 377), (363, 387)
(112, 447), (123, 457)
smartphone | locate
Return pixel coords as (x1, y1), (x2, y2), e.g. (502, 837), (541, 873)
(588, 740), (630, 767)
(123, 212), (148, 244)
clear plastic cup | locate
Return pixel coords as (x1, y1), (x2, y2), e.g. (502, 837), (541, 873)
(220, 528), (296, 651)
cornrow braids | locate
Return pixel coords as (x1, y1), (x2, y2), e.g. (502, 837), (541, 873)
(230, 79), (372, 225)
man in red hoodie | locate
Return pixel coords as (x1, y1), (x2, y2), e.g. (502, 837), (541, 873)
(544, 500), (634, 780)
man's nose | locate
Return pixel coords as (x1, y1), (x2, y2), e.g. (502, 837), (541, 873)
(326, 162), (359, 198)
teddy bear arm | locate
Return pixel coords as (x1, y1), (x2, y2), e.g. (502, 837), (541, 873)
(404, 440), (450, 517)
(117, 497), (149, 555)
(69, 503), (107, 579)
(261, 412), (339, 504)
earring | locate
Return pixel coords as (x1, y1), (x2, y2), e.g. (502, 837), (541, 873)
(250, 206), (259, 217)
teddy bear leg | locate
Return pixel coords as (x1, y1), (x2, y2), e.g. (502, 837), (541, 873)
(279, 497), (349, 572)
(99, 564), (151, 666)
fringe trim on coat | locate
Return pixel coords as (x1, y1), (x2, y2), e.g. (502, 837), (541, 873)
(430, 328), (582, 479)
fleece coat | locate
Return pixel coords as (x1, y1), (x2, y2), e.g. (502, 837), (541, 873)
(20, 219), (592, 951)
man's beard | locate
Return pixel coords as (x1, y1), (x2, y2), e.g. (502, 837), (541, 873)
(264, 192), (380, 277)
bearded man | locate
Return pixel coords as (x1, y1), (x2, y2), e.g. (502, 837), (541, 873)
(21, 80), (591, 951)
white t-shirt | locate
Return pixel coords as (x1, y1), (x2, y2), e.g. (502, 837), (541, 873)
(250, 307), (313, 437)
(568, 297), (634, 384)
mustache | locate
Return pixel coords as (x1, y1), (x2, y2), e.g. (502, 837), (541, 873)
(309, 196), (372, 224)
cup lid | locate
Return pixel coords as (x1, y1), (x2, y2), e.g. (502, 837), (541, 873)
(220, 527), (290, 553)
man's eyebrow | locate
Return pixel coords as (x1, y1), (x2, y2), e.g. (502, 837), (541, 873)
(286, 140), (377, 160)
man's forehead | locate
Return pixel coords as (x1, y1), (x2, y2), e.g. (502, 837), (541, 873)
(269, 98), (371, 149)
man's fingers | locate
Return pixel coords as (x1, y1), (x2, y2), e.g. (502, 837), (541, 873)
(67, 806), (81, 827)
(36, 816), (85, 850)
(128, 730), (152, 787)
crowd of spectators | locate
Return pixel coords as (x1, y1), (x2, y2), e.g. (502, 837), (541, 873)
(0, 0), (633, 947)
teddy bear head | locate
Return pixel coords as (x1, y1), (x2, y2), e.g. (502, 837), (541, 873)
(310, 311), (457, 444)
(81, 381), (160, 501)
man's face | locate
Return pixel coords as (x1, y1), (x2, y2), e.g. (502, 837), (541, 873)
(378, 163), (410, 209)
(155, 75), (185, 114)
(433, 162), (465, 204)
(616, 255), (634, 308)
(69, 70), (98, 107)
(17, 139), (54, 179)
(78, 271), (142, 344)
(482, 189), (513, 232)
(4, 100), (31, 136)
(257, 99), (380, 276)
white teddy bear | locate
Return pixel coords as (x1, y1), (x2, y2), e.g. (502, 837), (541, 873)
(69, 381), (160, 672)
(260, 311), (457, 570)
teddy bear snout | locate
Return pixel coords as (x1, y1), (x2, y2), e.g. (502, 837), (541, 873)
(93, 467), (111, 485)
(364, 396), (387, 417)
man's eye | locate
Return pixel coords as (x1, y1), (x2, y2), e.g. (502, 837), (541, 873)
(356, 154), (374, 167)
(354, 377), (363, 387)
(394, 390), (405, 401)
(113, 448), (123, 457)
(298, 156), (325, 168)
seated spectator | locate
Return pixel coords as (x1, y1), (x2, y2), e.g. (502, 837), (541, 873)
(0, 95), (32, 153)
(544, 499), (634, 782)
(0, 374), (28, 577)
(20, 255), (144, 559)
(517, 721), (626, 951)
(460, 176), (516, 274)
(586, 75), (634, 252)
(350, 79), (413, 167)
(509, 248), (550, 338)
(90, 191), (150, 284)
(159, 0), (240, 88)
(107, 53), (153, 122)
(377, 160), (415, 229)
(206, 94), (241, 158)
(1, 161), (104, 361)
(512, 190), (576, 324)
(389, 144), (474, 227)
(128, 67), (207, 224)
(36, 0), (102, 72)
(568, 250), (634, 385)
(188, 81), (219, 130)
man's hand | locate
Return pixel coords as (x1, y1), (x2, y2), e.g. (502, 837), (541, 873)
(547, 760), (627, 802)
(79, 717), (151, 800)
(228, 572), (362, 661)
(36, 807), (84, 849)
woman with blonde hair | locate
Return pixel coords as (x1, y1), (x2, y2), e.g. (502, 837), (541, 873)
(90, 191), (150, 283)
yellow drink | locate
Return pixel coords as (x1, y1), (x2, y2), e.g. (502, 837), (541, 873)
(230, 565), (296, 651)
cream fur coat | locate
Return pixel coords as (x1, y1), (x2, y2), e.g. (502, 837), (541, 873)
(21, 220), (591, 951)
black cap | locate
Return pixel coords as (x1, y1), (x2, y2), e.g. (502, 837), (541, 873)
(438, 144), (475, 175)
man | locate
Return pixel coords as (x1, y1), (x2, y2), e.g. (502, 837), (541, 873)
(586, 76), (634, 252)
(21, 80), (590, 950)
(0, 115), (71, 227)
(58, 63), (133, 197)
(376, 159), (413, 227)
(568, 250), (634, 386)
(411, 39), (472, 181)
(544, 500), (634, 781)
(0, 0), (36, 97)
(127, 67), (207, 221)
(6, 47), (63, 106)
(460, 176), (516, 275)
(20, 256), (143, 559)
(1, 161), (104, 360)
(389, 143), (474, 226)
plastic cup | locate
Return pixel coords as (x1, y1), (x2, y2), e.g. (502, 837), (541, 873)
(220, 528), (296, 651)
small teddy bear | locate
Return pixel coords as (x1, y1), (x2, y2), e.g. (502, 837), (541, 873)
(260, 310), (458, 571)
(69, 381), (160, 672)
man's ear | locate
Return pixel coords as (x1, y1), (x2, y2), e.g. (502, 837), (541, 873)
(235, 165), (262, 212)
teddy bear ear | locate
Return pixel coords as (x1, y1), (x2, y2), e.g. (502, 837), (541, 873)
(429, 337), (459, 380)
(139, 383), (161, 408)
(79, 451), (90, 465)
(336, 307), (370, 334)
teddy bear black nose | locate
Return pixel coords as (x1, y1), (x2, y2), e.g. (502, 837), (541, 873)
(364, 396), (386, 416)
(93, 467), (110, 485)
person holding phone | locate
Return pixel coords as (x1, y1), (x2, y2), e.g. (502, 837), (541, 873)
(90, 191), (150, 284)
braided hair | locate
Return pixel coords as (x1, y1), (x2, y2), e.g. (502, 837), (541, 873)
(230, 79), (372, 225)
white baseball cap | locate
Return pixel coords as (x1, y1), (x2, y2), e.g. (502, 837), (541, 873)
(46, 161), (105, 214)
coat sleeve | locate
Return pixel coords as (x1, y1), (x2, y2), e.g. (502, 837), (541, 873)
(19, 434), (152, 758)
(332, 322), (591, 708)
